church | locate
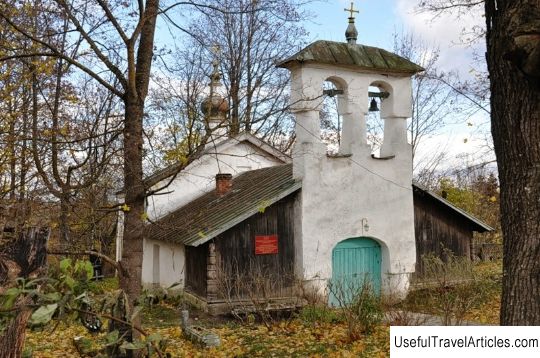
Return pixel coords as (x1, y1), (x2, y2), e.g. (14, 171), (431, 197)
(115, 5), (491, 314)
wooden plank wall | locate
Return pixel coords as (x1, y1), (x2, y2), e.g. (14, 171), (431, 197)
(413, 191), (474, 273)
(212, 194), (297, 300)
(185, 244), (208, 297)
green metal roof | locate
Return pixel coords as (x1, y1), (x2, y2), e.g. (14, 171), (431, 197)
(146, 164), (301, 246)
(277, 40), (424, 74)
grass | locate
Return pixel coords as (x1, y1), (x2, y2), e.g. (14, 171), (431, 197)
(87, 277), (119, 294)
(142, 304), (180, 327)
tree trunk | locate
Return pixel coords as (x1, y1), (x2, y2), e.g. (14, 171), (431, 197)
(0, 297), (32, 358)
(0, 228), (48, 358)
(119, 0), (159, 308)
(8, 104), (17, 202)
(485, 0), (540, 325)
(230, 79), (240, 135)
(120, 98), (145, 306)
(16, 88), (29, 233)
(118, 97), (146, 357)
(59, 192), (71, 245)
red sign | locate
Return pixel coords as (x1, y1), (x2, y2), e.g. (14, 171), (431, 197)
(255, 235), (278, 255)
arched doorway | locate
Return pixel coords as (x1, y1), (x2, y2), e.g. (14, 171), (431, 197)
(329, 237), (381, 306)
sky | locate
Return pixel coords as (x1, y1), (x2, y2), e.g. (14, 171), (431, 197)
(304, 0), (486, 76)
(155, 0), (493, 173)
(302, 0), (493, 172)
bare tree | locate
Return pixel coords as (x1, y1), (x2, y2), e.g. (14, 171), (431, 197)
(185, 0), (307, 144)
(146, 47), (209, 170)
(0, 2), (41, 231)
(0, 0), (162, 331)
(30, 59), (122, 246)
(393, 32), (463, 159)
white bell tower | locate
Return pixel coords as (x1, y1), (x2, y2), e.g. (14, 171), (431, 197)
(277, 2), (424, 297)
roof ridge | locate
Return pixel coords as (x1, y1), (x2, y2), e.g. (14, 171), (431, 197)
(412, 183), (494, 232)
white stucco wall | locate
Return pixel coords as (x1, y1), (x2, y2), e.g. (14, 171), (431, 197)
(295, 144), (416, 296)
(146, 140), (285, 221)
(141, 238), (185, 290)
(290, 63), (417, 297)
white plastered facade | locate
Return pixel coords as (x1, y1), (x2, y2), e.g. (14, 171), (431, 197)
(289, 63), (416, 296)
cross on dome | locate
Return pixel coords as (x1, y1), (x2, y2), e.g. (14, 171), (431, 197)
(344, 1), (360, 45)
(344, 1), (359, 19)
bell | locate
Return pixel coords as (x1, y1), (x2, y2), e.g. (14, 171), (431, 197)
(369, 98), (379, 112)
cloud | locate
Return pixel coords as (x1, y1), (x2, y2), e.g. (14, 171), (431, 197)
(394, 0), (486, 78)
(414, 129), (495, 174)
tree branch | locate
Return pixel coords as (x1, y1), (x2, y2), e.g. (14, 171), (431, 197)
(53, 0), (128, 90)
(0, 52), (122, 98)
(95, 0), (130, 44)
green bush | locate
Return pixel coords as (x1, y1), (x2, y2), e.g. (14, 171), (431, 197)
(347, 284), (383, 336)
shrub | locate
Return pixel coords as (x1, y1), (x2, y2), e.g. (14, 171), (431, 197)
(215, 261), (300, 329)
(328, 279), (383, 340)
(411, 250), (497, 325)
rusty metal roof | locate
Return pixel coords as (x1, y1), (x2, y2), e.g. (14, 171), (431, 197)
(277, 40), (424, 74)
(146, 164), (300, 246)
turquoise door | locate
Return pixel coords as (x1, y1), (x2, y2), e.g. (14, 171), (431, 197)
(329, 238), (381, 306)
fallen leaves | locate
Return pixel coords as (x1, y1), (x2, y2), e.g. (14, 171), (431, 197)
(25, 315), (391, 357)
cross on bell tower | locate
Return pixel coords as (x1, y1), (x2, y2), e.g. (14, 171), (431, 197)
(344, 1), (359, 45)
(344, 1), (359, 18)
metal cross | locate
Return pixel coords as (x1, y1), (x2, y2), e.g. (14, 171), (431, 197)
(344, 1), (359, 18)
(210, 44), (221, 67)
(210, 44), (221, 56)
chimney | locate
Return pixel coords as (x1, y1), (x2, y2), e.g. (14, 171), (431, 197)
(215, 173), (233, 196)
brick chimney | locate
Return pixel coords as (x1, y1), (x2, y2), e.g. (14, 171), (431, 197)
(215, 173), (233, 196)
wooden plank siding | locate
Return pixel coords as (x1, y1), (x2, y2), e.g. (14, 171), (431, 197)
(185, 244), (208, 297)
(413, 190), (474, 273)
(210, 194), (297, 302)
